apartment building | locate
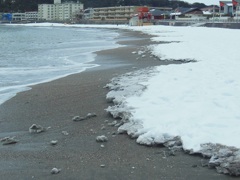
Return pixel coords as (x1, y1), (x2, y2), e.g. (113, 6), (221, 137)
(12, 13), (26, 21)
(90, 6), (141, 21)
(38, 0), (83, 21)
(4, 12), (38, 22)
(25, 11), (38, 20)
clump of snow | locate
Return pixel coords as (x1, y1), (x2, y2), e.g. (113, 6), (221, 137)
(50, 140), (58, 146)
(29, 124), (45, 133)
(72, 116), (85, 121)
(51, 168), (61, 174)
(62, 131), (69, 136)
(105, 67), (157, 118)
(96, 135), (108, 142)
(203, 144), (240, 176)
(0, 136), (18, 145)
(72, 113), (97, 122)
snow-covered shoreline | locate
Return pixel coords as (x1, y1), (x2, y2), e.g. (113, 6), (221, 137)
(4, 23), (240, 175)
(105, 25), (240, 176)
(106, 66), (240, 176)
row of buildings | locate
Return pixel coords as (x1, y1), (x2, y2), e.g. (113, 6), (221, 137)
(1, 0), (84, 22)
(38, 0), (83, 21)
(1, 0), (240, 23)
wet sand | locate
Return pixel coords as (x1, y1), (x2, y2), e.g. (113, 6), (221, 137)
(0, 30), (234, 179)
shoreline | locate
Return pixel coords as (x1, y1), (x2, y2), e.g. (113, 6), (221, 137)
(0, 29), (234, 179)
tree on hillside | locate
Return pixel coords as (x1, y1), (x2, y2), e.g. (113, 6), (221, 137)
(0, 0), (207, 12)
(192, 2), (206, 8)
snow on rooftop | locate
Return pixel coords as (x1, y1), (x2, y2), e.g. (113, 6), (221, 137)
(170, 12), (182, 16)
(203, 11), (212, 15)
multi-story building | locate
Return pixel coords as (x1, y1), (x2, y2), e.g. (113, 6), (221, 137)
(25, 11), (38, 21)
(2, 12), (38, 22)
(84, 6), (171, 22)
(12, 13), (25, 21)
(89, 6), (141, 21)
(38, 0), (83, 21)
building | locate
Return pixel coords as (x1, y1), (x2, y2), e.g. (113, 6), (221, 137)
(170, 8), (204, 19)
(1, 13), (12, 21)
(219, 1), (233, 16)
(38, 0), (83, 21)
(12, 13), (25, 21)
(88, 6), (141, 21)
(85, 6), (166, 22)
(150, 8), (172, 20)
(2, 12), (38, 22)
(219, 0), (240, 16)
(232, 0), (240, 16)
(201, 6), (220, 16)
(25, 11), (38, 21)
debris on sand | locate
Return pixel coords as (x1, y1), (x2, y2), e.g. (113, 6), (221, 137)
(86, 113), (97, 119)
(72, 116), (85, 121)
(1, 137), (18, 145)
(50, 140), (58, 146)
(72, 113), (97, 122)
(202, 145), (240, 176)
(29, 124), (45, 133)
(51, 168), (61, 174)
(62, 131), (69, 136)
(100, 144), (105, 148)
(96, 135), (108, 142)
(100, 164), (106, 168)
(107, 120), (117, 126)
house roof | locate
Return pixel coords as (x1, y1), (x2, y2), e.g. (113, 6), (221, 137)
(150, 9), (171, 16)
(220, 1), (233, 6)
(170, 7), (202, 16)
(202, 11), (212, 15)
(220, 1), (232, 3)
(201, 6), (219, 11)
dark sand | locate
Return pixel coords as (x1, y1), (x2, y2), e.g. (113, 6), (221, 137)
(0, 30), (235, 180)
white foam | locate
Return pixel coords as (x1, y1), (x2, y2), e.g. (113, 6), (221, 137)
(0, 25), (121, 105)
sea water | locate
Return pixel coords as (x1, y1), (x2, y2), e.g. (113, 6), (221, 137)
(0, 25), (120, 105)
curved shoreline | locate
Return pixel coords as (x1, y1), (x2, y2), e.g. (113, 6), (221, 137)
(0, 30), (234, 179)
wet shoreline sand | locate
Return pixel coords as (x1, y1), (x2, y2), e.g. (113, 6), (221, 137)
(0, 30), (233, 179)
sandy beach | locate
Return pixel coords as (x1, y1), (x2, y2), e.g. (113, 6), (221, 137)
(0, 30), (234, 179)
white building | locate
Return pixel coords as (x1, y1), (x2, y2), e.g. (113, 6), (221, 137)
(12, 13), (25, 21)
(219, 1), (233, 16)
(38, 0), (83, 21)
(25, 11), (38, 21)
(89, 6), (140, 21)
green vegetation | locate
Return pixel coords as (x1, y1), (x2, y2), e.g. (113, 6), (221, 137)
(0, 0), (207, 12)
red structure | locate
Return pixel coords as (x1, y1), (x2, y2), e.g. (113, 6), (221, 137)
(137, 7), (151, 20)
(233, 0), (239, 6)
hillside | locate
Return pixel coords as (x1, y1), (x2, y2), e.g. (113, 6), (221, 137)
(0, 0), (207, 12)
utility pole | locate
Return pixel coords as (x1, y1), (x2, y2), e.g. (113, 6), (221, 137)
(213, 5), (215, 22)
(237, 5), (239, 21)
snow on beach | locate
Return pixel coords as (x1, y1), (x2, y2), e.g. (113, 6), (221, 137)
(106, 25), (240, 175)
(120, 26), (240, 151)
(5, 23), (240, 175)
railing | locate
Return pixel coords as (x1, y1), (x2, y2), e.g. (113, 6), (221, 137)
(158, 18), (240, 24)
